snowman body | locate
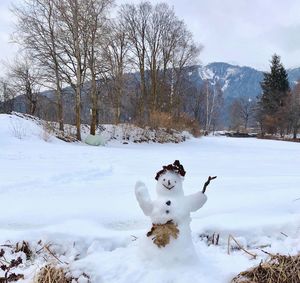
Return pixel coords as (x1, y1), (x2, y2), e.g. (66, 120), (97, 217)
(135, 169), (207, 263)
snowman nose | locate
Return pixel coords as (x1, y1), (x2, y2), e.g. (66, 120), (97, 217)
(168, 180), (171, 186)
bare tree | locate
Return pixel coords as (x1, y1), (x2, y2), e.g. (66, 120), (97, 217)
(186, 80), (223, 133)
(120, 1), (201, 124)
(189, 86), (203, 123)
(289, 81), (300, 139)
(230, 97), (256, 131)
(6, 55), (42, 115)
(55, 0), (116, 139)
(146, 3), (201, 116)
(145, 3), (166, 114)
(11, 0), (202, 134)
(0, 78), (15, 114)
(53, 0), (91, 140)
(85, 0), (113, 135)
(202, 81), (223, 133)
(229, 99), (243, 131)
(102, 18), (129, 124)
(120, 2), (151, 124)
(13, 0), (65, 131)
(13, 0), (114, 138)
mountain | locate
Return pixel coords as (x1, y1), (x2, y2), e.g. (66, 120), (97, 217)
(39, 62), (300, 103)
(192, 62), (300, 99)
(286, 67), (300, 85)
(3, 62), (300, 126)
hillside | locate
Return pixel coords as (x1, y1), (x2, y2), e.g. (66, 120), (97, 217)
(195, 62), (300, 99)
(4, 62), (300, 127)
(196, 62), (264, 99)
(38, 62), (300, 102)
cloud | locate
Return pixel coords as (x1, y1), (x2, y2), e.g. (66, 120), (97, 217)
(166, 0), (300, 70)
(265, 25), (300, 52)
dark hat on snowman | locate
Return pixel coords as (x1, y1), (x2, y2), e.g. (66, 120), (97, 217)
(155, 160), (186, 180)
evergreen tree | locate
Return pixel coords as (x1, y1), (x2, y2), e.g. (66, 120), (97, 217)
(259, 54), (290, 134)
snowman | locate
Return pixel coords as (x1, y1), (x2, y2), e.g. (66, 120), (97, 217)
(135, 160), (215, 263)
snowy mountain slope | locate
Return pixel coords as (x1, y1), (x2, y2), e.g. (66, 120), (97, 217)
(286, 66), (300, 85)
(198, 62), (264, 98)
(191, 62), (300, 99)
(1, 113), (300, 282)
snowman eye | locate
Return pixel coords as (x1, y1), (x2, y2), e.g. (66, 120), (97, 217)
(175, 181), (176, 183)
(163, 178), (165, 181)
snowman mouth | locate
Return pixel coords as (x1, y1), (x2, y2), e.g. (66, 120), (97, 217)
(163, 184), (174, 190)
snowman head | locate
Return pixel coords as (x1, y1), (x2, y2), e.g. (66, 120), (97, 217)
(155, 160), (186, 196)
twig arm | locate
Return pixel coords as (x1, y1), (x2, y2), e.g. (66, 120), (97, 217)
(202, 176), (217, 194)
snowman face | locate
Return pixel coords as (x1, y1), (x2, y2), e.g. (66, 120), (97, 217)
(156, 170), (184, 196)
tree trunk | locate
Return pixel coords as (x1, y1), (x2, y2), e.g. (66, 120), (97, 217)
(115, 84), (122, 124)
(30, 99), (37, 115)
(140, 65), (148, 124)
(49, 1), (64, 133)
(90, 73), (97, 135)
(55, 72), (64, 132)
(244, 116), (248, 130)
(75, 85), (81, 140)
(293, 127), (297, 139)
(74, 0), (81, 141)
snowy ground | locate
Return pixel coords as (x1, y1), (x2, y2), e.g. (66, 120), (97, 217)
(1, 113), (300, 282)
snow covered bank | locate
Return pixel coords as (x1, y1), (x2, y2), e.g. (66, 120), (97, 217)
(9, 112), (192, 144)
(0, 113), (300, 282)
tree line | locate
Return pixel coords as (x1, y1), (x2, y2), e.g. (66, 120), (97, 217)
(0, 0), (211, 140)
(258, 54), (300, 138)
(228, 54), (300, 139)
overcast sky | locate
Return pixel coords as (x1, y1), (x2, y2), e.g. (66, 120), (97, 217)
(1, 0), (300, 71)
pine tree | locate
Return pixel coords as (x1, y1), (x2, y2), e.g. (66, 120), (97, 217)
(259, 54), (290, 134)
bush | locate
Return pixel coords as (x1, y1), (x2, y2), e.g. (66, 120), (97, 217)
(41, 121), (55, 142)
(149, 111), (173, 129)
(149, 111), (201, 137)
(10, 118), (27, 139)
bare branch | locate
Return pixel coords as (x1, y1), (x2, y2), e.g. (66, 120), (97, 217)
(202, 175), (217, 194)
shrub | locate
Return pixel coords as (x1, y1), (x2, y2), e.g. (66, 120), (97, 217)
(149, 111), (173, 129)
(41, 121), (55, 142)
(9, 118), (27, 139)
(149, 111), (201, 137)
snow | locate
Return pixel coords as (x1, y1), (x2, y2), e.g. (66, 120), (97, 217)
(1, 113), (300, 282)
(226, 67), (238, 77)
(221, 68), (239, 91)
(199, 66), (215, 80)
(221, 80), (229, 92)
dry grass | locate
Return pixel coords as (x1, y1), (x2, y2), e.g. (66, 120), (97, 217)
(232, 253), (300, 283)
(0, 240), (90, 283)
(149, 111), (201, 137)
(33, 265), (71, 283)
(149, 111), (173, 129)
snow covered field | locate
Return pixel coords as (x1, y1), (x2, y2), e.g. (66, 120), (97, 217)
(1, 113), (300, 283)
